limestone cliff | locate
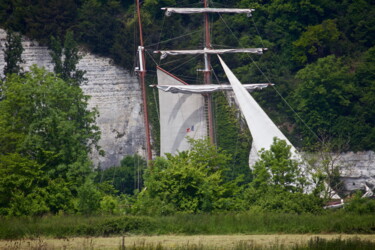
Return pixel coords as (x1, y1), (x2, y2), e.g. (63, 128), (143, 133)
(0, 29), (147, 168)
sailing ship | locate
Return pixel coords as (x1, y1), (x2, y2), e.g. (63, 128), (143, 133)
(136, 0), (302, 168)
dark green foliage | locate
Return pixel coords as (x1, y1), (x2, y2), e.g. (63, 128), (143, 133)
(0, 154), (49, 216)
(0, 66), (100, 216)
(214, 92), (252, 183)
(345, 192), (375, 215)
(242, 138), (323, 214)
(1, 212), (375, 239)
(95, 155), (147, 195)
(293, 56), (356, 147)
(77, 179), (102, 215)
(293, 19), (342, 65)
(252, 138), (306, 192)
(50, 31), (86, 86)
(2, 30), (24, 76)
(133, 139), (244, 214)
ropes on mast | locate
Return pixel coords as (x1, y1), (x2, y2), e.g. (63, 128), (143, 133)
(214, 7), (322, 143)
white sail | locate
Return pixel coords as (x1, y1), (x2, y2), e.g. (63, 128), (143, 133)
(155, 48), (265, 60)
(162, 7), (254, 17)
(217, 55), (299, 166)
(154, 83), (271, 94)
(157, 67), (207, 156)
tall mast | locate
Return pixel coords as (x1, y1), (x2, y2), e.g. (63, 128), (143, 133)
(136, 0), (152, 161)
(203, 0), (215, 144)
(155, 4), (257, 149)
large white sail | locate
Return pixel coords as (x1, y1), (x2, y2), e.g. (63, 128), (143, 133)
(157, 67), (207, 156)
(217, 56), (299, 166)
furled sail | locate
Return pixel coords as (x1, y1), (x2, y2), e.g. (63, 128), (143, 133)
(217, 55), (299, 166)
(162, 8), (254, 17)
(155, 48), (265, 60)
(154, 83), (271, 94)
(157, 67), (207, 156)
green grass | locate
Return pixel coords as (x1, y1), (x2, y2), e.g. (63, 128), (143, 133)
(1, 211), (375, 240)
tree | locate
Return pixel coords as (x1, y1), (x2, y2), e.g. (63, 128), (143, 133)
(292, 55), (356, 147)
(293, 19), (342, 65)
(244, 138), (323, 214)
(134, 139), (244, 214)
(95, 154), (147, 195)
(252, 137), (306, 193)
(50, 31), (86, 86)
(3, 30), (24, 76)
(0, 66), (100, 215)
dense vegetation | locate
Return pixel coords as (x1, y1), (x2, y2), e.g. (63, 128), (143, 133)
(2, 211), (375, 239)
(0, 0), (374, 236)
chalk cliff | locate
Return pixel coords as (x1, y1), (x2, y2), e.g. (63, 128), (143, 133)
(0, 29), (146, 168)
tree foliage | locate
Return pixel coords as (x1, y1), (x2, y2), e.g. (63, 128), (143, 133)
(0, 66), (100, 216)
(3, 30), (24, 76)
(133, 139), (244, 215)
(95, 154), (147, 195)
(50, 31), (86, 86)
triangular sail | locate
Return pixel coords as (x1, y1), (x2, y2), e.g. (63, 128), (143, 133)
(157, 67), (207, 156)
(217, 55), (299, 166)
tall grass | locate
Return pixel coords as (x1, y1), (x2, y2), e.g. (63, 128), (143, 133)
(1, 211), (375, 239)
(122, 237), (375, 250)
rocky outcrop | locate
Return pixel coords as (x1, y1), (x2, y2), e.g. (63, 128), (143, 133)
(0, 29), (146, 168)
(337, 151), (375, 193)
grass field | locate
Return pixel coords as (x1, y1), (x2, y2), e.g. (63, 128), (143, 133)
(1, 212), (375, 240)
(1, 234), (375, 249)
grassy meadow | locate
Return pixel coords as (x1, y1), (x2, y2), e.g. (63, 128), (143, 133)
(1, 235), (375, 249)
(1, 211), (375, 240)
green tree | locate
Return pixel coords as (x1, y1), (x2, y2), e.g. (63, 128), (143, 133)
(252, 138), (306, 193)
(352, 47), (375, 150)
(244, 138), (322, 214)
(0, 66), (100, 215)
(3, 30), (24, 76)
(293, 55), (355, 147)
(134, 139), (244, 214)
(50, 31), (86, 86)
(0, 153), (49, 216)
(95, 154), (147, 195)
(293, 19), (342, 65)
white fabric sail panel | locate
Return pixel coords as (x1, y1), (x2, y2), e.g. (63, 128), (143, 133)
(157, 68), (207, 156)
(155, 48), (264, 59)
(217, 55), (299, 167)
(155, 83), (271, 94)
(162, 8), (254, 17)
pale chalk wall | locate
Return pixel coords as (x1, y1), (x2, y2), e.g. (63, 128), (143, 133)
(0, 29), (146, 168)
(335, 151), (375, 192)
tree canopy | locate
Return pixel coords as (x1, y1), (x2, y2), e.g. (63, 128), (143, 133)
(0, 66), (100, 216)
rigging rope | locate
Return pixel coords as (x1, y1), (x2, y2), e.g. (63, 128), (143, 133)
(145, 30), (202, 48)
(216, 10), (322, 143)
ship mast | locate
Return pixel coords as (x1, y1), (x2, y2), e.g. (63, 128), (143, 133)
(155, 2), (260, 149)
(203, 0), (215, 145)
(136, 0), (152, 161)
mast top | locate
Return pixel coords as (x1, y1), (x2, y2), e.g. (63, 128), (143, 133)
(161, 7), (254, 17)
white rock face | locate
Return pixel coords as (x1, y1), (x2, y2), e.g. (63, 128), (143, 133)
(336, 151), (375, 193)
(0, 29), (146, 168)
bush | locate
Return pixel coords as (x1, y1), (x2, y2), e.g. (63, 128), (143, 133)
(345, 193), (375, 214)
